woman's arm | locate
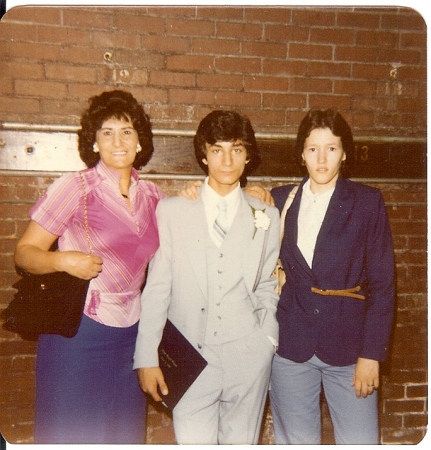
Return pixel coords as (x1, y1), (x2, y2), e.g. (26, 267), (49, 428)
(15, 220), (102, 280)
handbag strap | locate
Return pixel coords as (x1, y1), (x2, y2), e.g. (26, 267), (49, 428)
(78, 171), (93, 255)
(279, 185), (298, 245)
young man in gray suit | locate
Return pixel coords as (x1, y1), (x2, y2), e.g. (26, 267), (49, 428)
(133, 110), (280, 444)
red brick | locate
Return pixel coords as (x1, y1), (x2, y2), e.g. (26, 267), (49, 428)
(311, 27), (355, 45)
(308, 61), (351, 78)
(192, 37), (240, 56)
(62, 7), (114, 29)
(244, 75), (290, 92)
(263, 59), (307, 76)
(197, 6), (244, 20)
(291, 77), (333, 93)
(401, 32), (427, 48)
(38, 25), (90, 46)
(243, 41), (286, 59)
(352, 63), (391, 80)
(381, 10), (426, 31)
(45, 64), (97, 83)
(215, 90), (261, 108)
(0, 98), (41, 116)
(167, 54), (214, 72)
(197, 73), (242, 90)
(112, 51), (164, 70)
(335, 45), (381, 63)
(0, 21), (37, 42)
(406, 385), (428, 399)
(356, 29), (399, 47)
(215, 56), (261, 74)
(169, 89), (215, 106)
(217, 21), (262, 40)
(147, 6), (196, 18)
(385, 399), (426, 414)
(245, 7), (292, 23)
(289, 43), (333, 61)
(166, 18), (215, 37)
(263, 93), (307, 109)
(149, 71), (195, 88)
(350, 112), (374, 128)
(291, 8), (335, 26)
(142, 35), (191, 54)
(246, 109), (287, 127)
(92, 30), (141, 50)
(8, 41), (62, 61)
(114, 11), (166, 33)
(15, 80), (68, 98)
(0, 61), (44, 80)
(337, 10), (381, 29)
(3, 5), (62, 24)
(334, 79), (377, 96)
(264, 23), (307, 42)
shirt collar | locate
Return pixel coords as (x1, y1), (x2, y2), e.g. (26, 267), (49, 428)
(303, 178), (335, 202)
(96, 161), (139, 187)
(201, 177), (241, 210)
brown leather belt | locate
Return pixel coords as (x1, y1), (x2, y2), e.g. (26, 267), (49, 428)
(311, 285), (365, 300)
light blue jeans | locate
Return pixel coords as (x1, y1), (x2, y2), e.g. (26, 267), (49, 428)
(269, 353), (379, 445)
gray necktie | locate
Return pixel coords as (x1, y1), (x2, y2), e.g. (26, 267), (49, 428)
(212, 199), (228, 247)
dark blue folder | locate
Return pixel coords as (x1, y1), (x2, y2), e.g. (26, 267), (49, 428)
(158, 319), (208, 410)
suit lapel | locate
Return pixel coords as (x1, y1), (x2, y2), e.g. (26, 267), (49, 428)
(229, 193), (267, 290)
(180, 196), (208, 297)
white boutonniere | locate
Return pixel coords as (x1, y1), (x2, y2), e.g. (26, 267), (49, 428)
(249, 204), (271, 238)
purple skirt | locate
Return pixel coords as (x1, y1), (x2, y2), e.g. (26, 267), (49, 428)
(34, 314), (146, 444)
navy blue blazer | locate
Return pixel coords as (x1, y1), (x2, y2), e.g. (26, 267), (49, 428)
(272, 176), (395, 366)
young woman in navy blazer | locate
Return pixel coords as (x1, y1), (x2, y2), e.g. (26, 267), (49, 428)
(269, 109), (395, 444)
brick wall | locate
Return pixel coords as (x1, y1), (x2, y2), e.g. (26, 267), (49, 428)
(0, 6), (426, 137)
(0, 5), (427, 446)
(0, 176), (427, 444)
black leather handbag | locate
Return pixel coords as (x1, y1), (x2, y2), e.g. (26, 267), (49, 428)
(1, 172), (92, 340)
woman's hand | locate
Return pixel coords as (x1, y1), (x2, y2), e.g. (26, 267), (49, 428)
(15, 220), (102, 279)
(57, 251), (103, 280)
(244, 185), (275, 206)
(178, 180), (203, 201)
(352, 357), (379, 398)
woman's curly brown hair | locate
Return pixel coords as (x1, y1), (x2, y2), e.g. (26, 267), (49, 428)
(78, 90), (154, 169)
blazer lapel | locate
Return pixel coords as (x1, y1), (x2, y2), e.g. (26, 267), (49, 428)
(312, 177), (353, 271)
(284, 178), (315, 279)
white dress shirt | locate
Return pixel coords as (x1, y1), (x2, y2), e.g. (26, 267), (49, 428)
(201, 177), (241, 243)
(297, 179), (335, 268)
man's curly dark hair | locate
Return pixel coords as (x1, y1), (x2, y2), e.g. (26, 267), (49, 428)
(193, 110), (260, 186)
(77, 90), (154, 169)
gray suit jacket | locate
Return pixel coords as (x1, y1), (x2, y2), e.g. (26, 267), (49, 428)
(133, 189), (280, 368)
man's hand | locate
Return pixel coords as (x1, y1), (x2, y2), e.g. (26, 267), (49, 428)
(244, 185), (275, 206)
(137, 367), (168, 402)
(351, 357), (379, 398)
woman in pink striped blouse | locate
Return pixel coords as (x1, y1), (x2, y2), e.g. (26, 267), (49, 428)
(14, 90), (166, 444)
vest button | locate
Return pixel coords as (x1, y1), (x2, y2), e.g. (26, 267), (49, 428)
(314, 309), (320, 314)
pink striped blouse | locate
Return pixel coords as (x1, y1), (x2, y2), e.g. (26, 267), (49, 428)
(30, 162), (166, 327)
